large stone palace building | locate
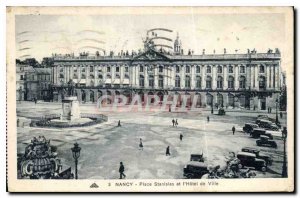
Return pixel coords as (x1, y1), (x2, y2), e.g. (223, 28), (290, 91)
(50, 34), (282, 110)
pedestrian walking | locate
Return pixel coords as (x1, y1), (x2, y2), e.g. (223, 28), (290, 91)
(207, 116), (210, 122)
(175, 119), (178, 127)
(166, 146), (171, 156)
(280, 112), (283, 119)
(119, 162), (126, 179)
(118, 120), (121, 127)
(270, 107), (272, 113)
(172, 119), (175, 127)
(17, 118), (20, 127)
(34, 98), (37, 104)
(232, 126), (236, 135)
(180, 133), (183, 141)
(139, 138), (143, 150)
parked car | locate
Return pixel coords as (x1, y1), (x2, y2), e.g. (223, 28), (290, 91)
(243, 123), (259, 133)
(241, 147), (273, 165)
(190, 153), (204, 162)
(256, 119), (279, 131)
(236, 152), (267, 172)
(250, 128), (273, 139)
(218, 108), (226, 115)
(183, 161), (209, 179)
(256, 135), (277, 148)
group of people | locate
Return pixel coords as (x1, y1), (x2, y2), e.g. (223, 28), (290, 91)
(172, 119), (178, 127)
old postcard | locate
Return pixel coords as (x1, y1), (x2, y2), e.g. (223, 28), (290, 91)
(6, 6), (294, 192)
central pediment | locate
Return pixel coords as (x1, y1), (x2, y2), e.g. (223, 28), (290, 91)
(131, 48), (171, 62)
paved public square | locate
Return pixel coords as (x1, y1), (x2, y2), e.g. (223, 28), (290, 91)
(17, 101), (286, 179)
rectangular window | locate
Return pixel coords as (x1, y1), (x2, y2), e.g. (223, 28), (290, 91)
(116, 66), (120, 72)
(107, 67), (111, 73)
(125, 67), (129, 72)
(20, 75), (24, 80)
(90, 66), (94, 72)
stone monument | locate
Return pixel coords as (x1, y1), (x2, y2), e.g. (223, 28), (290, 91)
(61, 96), (81, 121)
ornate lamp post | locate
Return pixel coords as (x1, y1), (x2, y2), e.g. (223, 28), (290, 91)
(282, 127), (287, 178)
(211, 97), (214, 114)
(71, 142), (81, 179)
(275, 97), (279, 124)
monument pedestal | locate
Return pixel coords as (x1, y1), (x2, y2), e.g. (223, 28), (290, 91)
(61, 96), (81, 121)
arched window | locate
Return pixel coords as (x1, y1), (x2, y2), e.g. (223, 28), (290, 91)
(107, 66), (111, 73)
(158, 75), (164, 88)
(196, 76), (201, 88)
(185, 75), (191, 88)
(60, 68), (64, 72)
(124, 74), (130, 79)
(217, 66), (222, 73)
(159, 66), (163, 73)
(106, 74), (111, 79)
(81, 74), (85, 79)
(228, 65), (233, 73)
(206, 66), (211, 73)
(176, 65), (180, 73)
(228, 76), (234, 89)
(217, 76), (223, 89)
(149, 75), (154, 87)
(59, 74), (64, 78)
(259, 76), (266, 90)
(259, 65), (265, 73)
(239, 76), (246, 89)
(196, 66), (200, 73)
(73, 74), (78, 79)
(206, 76), (212, 89)
(175, 75), (180, 88)
(98, 74), (103, 79)
(115, 74), (120, 79)
(139, 75), (144, 87)
(240, 66), (245, 73)
(186, 66), (190, 73)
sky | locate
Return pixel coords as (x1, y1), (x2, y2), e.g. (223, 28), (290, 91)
(15, 13), (286, 62)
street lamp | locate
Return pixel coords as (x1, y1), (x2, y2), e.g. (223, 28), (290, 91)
(71, 142), (81, 179)
(211, 97), (214, 114)
(275, 98), (279, 124)
(282, 127), (287, 178)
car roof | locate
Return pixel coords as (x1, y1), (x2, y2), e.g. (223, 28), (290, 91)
(254, 128), (266, 131)
(260, 135), (270, 139)
(187, 161), (207, 167)
(237, 152), (256, 157)
(245, 123), (258, 126)
(259, 119), (272, 123)
(242, 147), (260, 152)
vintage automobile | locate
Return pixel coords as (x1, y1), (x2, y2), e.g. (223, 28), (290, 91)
(256, 119), (280, 131)
(243, 123), (259, 133)
(250, 128), (273, 139)
(236, 152), (267, 172)
(241, 147), (273, 165)
(256, 135), (277, 148)
(183, 161), (209, 179)
(190, 153), (204, 162)
(218, 108), (226, 115)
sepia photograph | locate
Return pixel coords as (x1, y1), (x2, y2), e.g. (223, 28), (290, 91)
(6, 6), (294, 192)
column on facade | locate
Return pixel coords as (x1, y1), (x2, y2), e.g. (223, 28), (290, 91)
(171, 65), (175, 88)
(120, 64), (124, 87)
(275, 64), (279, 89)
(145, 64), (149, 88)
(154, 64), (158, 88)
(246, 64), (251, 89)
(270, 65), (274, 89)
(212, 65), (216, 89)
(254, 65), (258, 90)
(180, 65), (185, 89)
(234, 65), (239, 89)
(201, 65), (205, 89)
(266, 64), (270, 89)
(191, 65), (195, 89)
(223, 65), (228, 89)
(250, 65), (254, 89)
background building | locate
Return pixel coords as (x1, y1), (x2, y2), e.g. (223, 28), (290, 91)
(50, 34), (283, 110)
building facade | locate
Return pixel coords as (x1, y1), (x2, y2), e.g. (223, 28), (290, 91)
(16, 64), (52, 101)
(50, 36), (283, 110)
